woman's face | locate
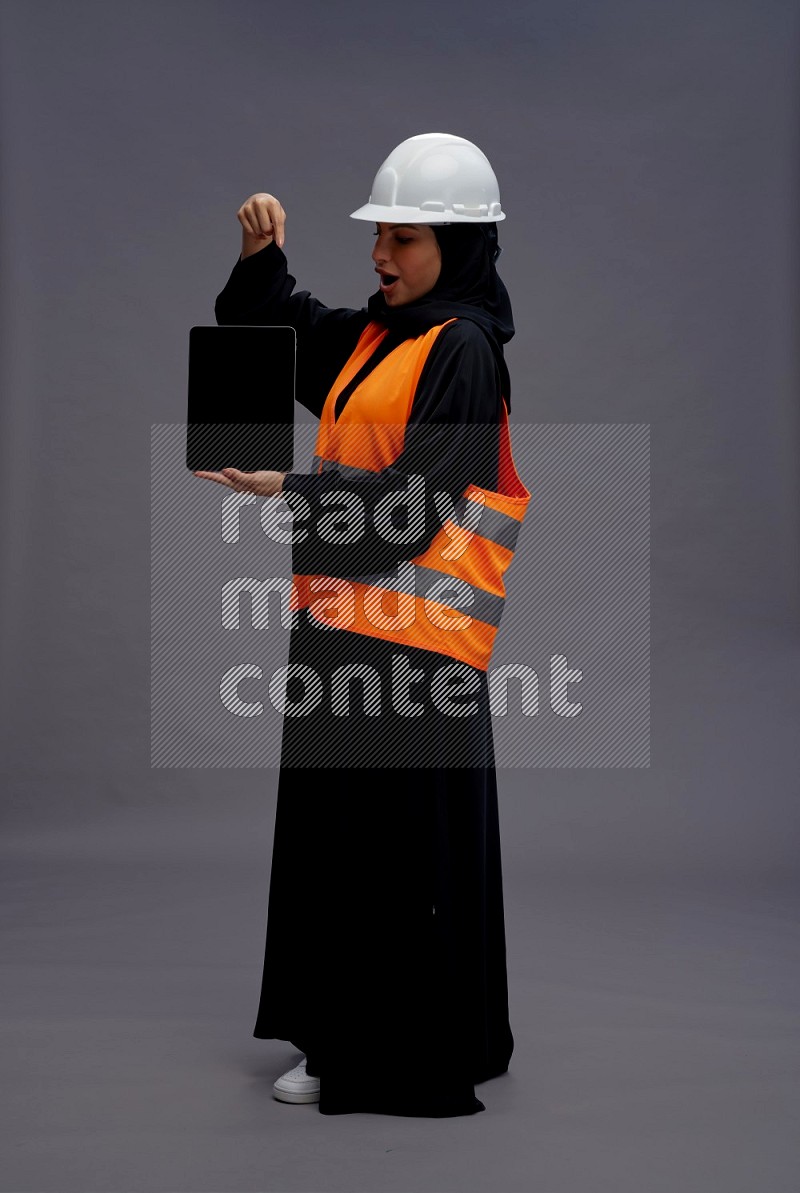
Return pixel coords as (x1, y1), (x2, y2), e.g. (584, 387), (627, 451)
(372, 223), (442, 306)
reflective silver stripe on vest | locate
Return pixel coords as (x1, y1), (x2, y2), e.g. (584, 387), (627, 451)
(305, 471), (521, 549)
(340, 561), (505, 629)
(451, 494), (522, 552)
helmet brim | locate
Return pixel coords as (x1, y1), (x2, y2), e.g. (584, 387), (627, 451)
(349, 202), (505, 224)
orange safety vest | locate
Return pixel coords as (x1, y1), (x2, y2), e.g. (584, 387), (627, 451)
(290, 318), (530, 671)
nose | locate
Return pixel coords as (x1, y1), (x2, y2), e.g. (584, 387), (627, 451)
(372, 232), (389, 266)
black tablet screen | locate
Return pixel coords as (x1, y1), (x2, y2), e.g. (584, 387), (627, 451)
(186, 325), (295, 472)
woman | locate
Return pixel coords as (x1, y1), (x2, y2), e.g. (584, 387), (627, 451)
(201, 133), (529, 1117)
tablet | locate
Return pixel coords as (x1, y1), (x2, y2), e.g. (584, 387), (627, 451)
(186, 325), (296, 473)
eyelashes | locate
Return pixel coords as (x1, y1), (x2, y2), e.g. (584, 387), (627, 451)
(372, 233), (412, 243)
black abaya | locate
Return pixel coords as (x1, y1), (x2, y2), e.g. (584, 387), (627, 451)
(214, 241), (515, 1116)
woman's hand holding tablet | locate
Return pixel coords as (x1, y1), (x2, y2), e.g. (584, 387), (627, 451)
(192, 467), (287, 496)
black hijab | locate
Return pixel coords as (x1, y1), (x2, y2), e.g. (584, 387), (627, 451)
(365, 222), (515, 408)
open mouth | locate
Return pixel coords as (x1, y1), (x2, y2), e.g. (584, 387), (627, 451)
(379, 274), (399, 291)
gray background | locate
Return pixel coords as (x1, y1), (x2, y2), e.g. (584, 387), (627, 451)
(1, 1), (798, 1190)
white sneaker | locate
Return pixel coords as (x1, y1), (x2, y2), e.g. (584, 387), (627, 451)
(272, 1055), (320, 1104)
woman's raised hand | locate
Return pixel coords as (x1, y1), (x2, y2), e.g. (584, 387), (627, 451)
(237, 193), (286, 258)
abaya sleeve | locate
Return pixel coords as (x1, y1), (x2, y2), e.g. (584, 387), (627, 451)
(214, 240), (370, 417)
(283, 318), (503, 579)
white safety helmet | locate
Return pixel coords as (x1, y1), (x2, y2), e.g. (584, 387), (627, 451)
(349, 132), (505, 224)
